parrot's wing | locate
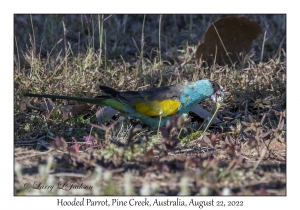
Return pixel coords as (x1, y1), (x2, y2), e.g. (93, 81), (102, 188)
(99, 84), (184, 117)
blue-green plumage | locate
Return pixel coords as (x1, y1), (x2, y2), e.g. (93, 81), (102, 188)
(122, 80), (219, 127)
(178, 80), (216, 113)
(24, 79), (224, 127)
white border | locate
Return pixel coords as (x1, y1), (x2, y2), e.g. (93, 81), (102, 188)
(4, 1), (297, 209)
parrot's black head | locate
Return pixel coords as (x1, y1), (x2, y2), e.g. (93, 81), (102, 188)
(210, 81), (221, 93)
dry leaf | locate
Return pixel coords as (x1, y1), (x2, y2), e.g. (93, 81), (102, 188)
(190, 105), (221, 124)
(62, 104), (90, 120)
(196, 16), (262, 65)
(96, 106), (119, 123)
(40, 102), (55, 111)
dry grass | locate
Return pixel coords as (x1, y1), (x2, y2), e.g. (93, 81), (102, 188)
(14, 14), (286, 195)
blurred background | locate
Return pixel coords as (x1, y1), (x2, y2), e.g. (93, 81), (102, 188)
(14, 14), (286, 66)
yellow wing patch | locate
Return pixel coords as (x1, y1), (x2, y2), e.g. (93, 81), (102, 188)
(134, 99), (181, 117)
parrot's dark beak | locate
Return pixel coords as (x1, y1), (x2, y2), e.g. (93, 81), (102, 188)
(211, 90), (226, 103)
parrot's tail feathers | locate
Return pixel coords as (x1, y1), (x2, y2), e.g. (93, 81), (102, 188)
(24, 93), (102, 105)
(99, 85), (119, 97)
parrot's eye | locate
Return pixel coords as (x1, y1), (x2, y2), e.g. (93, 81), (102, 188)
(210, 81), (220, 93)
